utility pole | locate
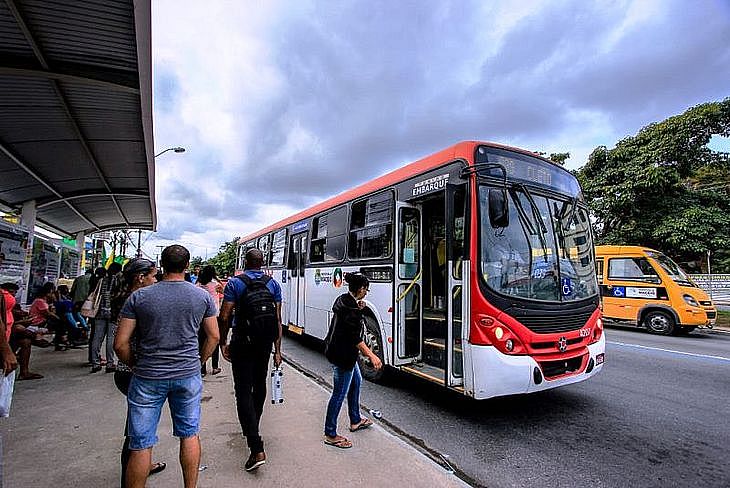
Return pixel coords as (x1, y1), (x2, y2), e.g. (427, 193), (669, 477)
(707, 249), (713, 300)
(156, 245), (165, 268)
(136, 229), (142, 258)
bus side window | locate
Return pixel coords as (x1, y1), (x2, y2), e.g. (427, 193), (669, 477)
(310, 215), (327, 263)
(270, 229), (287, 267)
(348, 191), (394, 260)
(310, 206), (347, 263)
(257, 234), (271, 267)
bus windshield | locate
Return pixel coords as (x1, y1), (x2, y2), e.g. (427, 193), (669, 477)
(646, 251), (695, 287)
(479, 185), (598, 302)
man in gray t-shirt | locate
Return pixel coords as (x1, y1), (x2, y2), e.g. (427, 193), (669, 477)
(114, 245), (219, 488)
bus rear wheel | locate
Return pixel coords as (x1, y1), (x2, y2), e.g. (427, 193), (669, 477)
(643, 310), (675, 335)
(358, 316), (385, 383)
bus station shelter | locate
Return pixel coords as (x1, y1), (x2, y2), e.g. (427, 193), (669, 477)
(0, 0), (154, 301)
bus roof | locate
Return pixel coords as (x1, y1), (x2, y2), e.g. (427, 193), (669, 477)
(595, 245), (660, 256)
(240, 140), (550, 243)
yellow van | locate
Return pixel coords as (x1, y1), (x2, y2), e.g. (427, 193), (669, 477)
(595, 246), (716, 335)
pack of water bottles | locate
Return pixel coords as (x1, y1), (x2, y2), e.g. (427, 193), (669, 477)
(271, 365), (284, 404)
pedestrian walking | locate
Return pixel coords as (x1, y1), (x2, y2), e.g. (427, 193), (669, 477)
(114, 245), (219, 488)
(218, 248), (282, 472)
(111, 258), (166, 487)
(323, 273), (382, 449)
(196, 265), (222, 376)
(91, 262), (122, 373)
(86, 267), (106, 365)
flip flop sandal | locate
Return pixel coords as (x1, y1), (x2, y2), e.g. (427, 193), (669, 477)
(324, 437), (352, 449)
(18, 373), (44, 381)
(349, 419), (373, 432)
(149, 462), (166, 475)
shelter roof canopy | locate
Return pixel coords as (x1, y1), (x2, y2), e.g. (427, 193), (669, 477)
(0, 0), (155, 236)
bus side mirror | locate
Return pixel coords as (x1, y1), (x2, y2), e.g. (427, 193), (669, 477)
(489, 189), (509, 228)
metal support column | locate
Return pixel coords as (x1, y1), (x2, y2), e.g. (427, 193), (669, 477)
(75, 231), (85, 275)
(20, 200), (36, 305)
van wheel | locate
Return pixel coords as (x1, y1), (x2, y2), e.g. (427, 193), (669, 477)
(358, 316), (385, 383)
(643, 310), (675, 335)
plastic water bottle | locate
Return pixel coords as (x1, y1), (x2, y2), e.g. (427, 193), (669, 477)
(271, 366), (283, 404)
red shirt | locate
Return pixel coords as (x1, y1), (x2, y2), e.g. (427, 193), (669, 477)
(1, 290), (15, 342)
(29, 298), (49, 326)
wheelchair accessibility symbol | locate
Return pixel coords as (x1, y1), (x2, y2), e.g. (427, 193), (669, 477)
(612, 286), (626, 297)
(561, 277), (573, 296)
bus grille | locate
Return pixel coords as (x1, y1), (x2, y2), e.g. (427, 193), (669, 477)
(539, 356), (584, 378)
(516, 310), (593, 334)
(706, 311), (717, 319)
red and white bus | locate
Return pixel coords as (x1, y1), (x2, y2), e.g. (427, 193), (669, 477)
(237, 141), (604, 399)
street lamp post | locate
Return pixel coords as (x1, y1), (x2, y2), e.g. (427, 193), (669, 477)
(136, 147), (186, 259)
(154, 146), (185, 158)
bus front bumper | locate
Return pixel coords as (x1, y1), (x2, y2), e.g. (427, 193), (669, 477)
(470, 334), (605, 400)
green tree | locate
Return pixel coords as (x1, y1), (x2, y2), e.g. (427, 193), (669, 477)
(534, 151), (570, 165)
(576, 99), (730, 271)
(189, 256), (204, 270)
(207, 237), (240, 277)
(549, 152), (570, 165)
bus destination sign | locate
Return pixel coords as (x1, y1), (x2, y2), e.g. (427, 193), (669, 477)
(476, 146), (581, 196)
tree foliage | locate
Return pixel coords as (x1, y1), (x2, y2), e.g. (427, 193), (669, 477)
(576, 99), (730, 271)
(189, 256), (204, 270)
(549, 152), (570, 165)
(206, 237), (240, 277)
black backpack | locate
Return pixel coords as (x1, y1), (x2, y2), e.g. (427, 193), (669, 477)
(234, 274), (278, 345)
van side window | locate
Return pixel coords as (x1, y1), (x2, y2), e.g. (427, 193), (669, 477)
(608, 258), (660, 284)
(596, 258), (604, 284)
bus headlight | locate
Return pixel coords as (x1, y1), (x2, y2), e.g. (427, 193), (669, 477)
(683, 294), (699, 307)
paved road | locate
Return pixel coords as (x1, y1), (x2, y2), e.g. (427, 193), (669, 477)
(282, 327), (730, 488)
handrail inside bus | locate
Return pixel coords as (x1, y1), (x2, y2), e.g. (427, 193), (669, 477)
(396, 270), (422, 303)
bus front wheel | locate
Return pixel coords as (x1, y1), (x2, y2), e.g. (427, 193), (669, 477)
(358, 316), (385, 383)
(643, 310), (675, 335)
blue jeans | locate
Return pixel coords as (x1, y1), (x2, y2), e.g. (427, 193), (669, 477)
(91, 318), (116, 367)
(127, 374), (203, 450)
(324, 363), (363, 437)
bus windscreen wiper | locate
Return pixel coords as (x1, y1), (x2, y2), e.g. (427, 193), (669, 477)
(560, 197), (578, 230)
(508, 188), (536, 236)
(515, 184), (550, 263)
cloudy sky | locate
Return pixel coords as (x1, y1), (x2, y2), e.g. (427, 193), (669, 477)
(141, 0), (730, 260)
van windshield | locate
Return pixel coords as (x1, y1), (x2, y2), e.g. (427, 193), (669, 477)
(646, 251), (695, 287)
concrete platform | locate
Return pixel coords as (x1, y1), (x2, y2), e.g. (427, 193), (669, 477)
(0, 345), (468, 487)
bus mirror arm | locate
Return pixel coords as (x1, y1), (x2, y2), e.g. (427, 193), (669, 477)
(488, 188), (510, 228)
(460, 163), (508, 189)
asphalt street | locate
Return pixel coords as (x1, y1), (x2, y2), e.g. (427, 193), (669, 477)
(282, 327), (730, 488)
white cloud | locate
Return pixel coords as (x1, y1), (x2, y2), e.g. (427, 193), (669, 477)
(142, 0), (730, 261)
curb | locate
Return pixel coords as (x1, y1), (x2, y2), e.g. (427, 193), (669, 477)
(281, 353), (480, 488)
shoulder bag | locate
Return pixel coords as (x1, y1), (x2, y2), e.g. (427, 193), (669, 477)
(80, 281), (102, 318)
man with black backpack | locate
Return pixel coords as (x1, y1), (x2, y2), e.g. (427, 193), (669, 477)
(219, 248), (282, 472)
